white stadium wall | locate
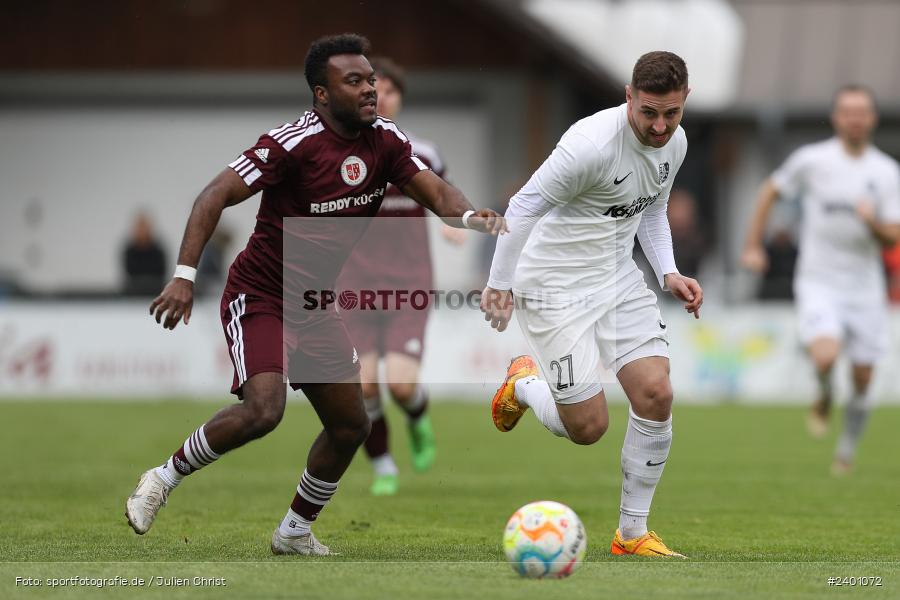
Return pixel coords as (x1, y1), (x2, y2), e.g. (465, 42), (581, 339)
(0, 103), (489, 295)
(2, 301), (899, 404)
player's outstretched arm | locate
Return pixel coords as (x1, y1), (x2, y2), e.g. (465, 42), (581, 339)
(400, 170), (506, 235)
(150, 168), (252, 330)
(741, 179), (780, 273)
(664, 273), (703, 319)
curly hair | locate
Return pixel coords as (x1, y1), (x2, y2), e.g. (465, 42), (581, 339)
(631, 51), (688, 94)
(304, 33), (372, 94)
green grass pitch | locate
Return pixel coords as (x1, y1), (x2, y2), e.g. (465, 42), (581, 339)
(1, 399), (899, 599)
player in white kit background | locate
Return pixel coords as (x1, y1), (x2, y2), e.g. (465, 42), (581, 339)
(742, 85), (900, 474)
(480, 51), (703, 558)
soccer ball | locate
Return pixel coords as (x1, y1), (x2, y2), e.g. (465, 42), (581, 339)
(503, 500), (587, 578)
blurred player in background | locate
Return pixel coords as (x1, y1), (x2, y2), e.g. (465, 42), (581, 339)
(742, 85), (900, 474)
(481, 52), (701, 558)
(125, 34), (505, 556)
(337, 57), (463, 496)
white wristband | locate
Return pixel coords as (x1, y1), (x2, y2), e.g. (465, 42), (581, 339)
(174, 265), (197, 283)
(461, 210), (476, 229)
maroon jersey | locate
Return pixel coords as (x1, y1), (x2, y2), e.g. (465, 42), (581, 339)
(223, 110), (428, 317)
(339, 135), (446, 290)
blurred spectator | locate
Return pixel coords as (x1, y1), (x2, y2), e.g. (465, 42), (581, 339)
(883, 244), (900, 304)
(122, 212), (167, 296)
(196, 228), (233, 297)
(758, 228), (797, 301)
(0, 270), (19, 299)
(667, 188), (706, 279)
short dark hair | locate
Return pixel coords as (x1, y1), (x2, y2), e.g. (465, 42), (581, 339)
(369, 56), (406, 94)
(631, 51), (689, 94)
(304, 33), (372, 93)
(832, 84), (877, 110)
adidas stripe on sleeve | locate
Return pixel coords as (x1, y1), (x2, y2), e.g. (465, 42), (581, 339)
(227, 112), (323, 192)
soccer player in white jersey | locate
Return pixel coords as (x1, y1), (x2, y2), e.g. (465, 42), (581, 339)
(742, 85), (900, 474)
(480, 52), (702, 558)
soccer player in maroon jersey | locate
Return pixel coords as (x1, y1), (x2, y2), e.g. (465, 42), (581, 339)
(125, 34), (505, 556)
(337, 58), (462, 496)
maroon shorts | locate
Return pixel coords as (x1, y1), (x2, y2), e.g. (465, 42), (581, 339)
(220, 291), (360, 397)
(340, 303), (430, 359)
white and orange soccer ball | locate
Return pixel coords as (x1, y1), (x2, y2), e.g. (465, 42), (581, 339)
(503, 500), (587, 578)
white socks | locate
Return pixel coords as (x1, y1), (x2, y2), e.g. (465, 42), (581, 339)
(515, 376), (570, 438)
(156, 458), (184, 489)
(279, 509), (312, 537)
(403, 385), (428, 423)
(513, 374), (673, 540)
(278, 470), (339, 537)
(836, 388), (873, 464)
(619, 408), (672, 540)
(372, 454), (399, 477)
(155, 425), (221, 489)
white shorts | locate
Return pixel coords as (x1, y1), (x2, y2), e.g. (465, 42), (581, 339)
(795, 281), (888, 365)
(514, 271), (669, 404)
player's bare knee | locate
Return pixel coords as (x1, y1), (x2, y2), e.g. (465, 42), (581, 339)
(245, 402), (284, 438)
(387, 382), (416, 404)
(258, 405), (285, 435)
(330, 417), (372, 451)
(853, 376), (872, 394)
(631, 377), (673, 421)
(813, 355), (837, 375)
(568, 417), (608, 445)
(810, 340), (840, 373)
(239, 391), (285, 438)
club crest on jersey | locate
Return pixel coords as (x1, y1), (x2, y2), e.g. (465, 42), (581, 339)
(658, 162), (670, 185)
(341, 155), (367, 186)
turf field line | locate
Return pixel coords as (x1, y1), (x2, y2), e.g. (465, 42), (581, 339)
(4, 561), (900, 565)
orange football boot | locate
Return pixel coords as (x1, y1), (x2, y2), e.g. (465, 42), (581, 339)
(611, 529), (686, 558)
(491, 355), (538, 432)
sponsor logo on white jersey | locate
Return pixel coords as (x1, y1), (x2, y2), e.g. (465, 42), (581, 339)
(341, 155), (368, 186)
(255, 148), (269, 163)
(602, 192), (661, 219)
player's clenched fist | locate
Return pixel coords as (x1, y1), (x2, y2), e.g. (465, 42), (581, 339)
(149, 278), (194, 330)
(480, 286), (514, 332)
(467, 209), (508, 236)
(664, 273), (703, 319)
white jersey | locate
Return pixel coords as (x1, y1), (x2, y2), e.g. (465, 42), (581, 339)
(771, 137), (900, 299)
(490, 104), (687, 298)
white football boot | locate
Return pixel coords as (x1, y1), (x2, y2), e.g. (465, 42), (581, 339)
(271, 528), (331, 556)
(125, 469), (171, 534)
